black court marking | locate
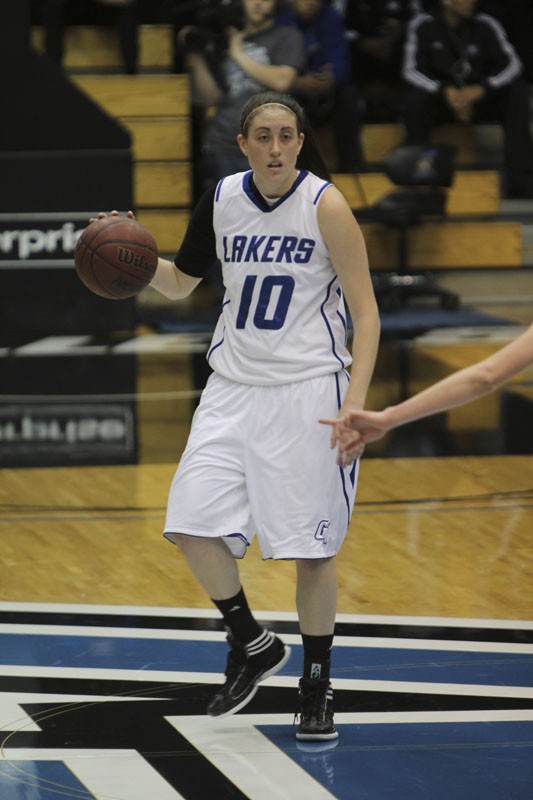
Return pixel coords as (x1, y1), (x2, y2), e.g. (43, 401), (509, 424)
(1, 606), (533, 799)
(1, 609), (532, 644)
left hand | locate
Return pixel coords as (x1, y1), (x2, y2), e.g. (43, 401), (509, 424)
(313, 64), (335, 93)
(447, 85), (485, 123)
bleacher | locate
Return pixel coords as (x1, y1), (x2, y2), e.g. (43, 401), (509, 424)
(29, 23), (533, 460)
(31, 24), (531, 266)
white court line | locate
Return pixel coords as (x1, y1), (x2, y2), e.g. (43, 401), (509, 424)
(1, 624), (533, 654)
(167, 715), (336, 800)
(0, 602), (532, 630)
(0, 625), (230, 642)
(333, 709), (533, 725)
(166, 710), (533, 800)
(1, 665), (533, 699)
(0, 750), (184, 800)
(173, 709), (533, 732)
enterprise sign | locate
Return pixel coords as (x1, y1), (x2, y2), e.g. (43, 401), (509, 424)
(0, 211), (92, 267)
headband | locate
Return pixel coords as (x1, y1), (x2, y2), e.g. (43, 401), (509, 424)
(241, 102), (298, 133)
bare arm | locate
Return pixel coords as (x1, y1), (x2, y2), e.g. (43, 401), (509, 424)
(93, 211), (202, 301)
(150, 257), (202, 300)
(291, 66), (335, 98)
(183, 52), (223, 107)
(317, 185), (381, 417)
(228, 29), (297, 92)
(326, 323), (533, 453)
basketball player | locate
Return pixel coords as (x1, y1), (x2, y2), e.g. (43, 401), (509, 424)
(322, 322), (533, 463)
(148, 90), (380, 740)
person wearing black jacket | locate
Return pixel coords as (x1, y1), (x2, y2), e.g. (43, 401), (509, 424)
(402, 0), (533, 198)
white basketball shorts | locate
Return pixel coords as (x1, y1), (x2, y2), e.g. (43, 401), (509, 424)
(163, 371), (359, 560)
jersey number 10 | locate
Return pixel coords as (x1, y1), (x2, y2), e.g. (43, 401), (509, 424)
(236, 275), (295, 330)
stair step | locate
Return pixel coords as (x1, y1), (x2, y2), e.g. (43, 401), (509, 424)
(72, 74), (189, 117)
(334, 171), (500, 216)
(31, 24), (174, 70)
(123, 117), (190, 160)
(134, 162), (191, 207)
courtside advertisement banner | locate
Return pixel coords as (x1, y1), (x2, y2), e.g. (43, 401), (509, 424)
(0, 212), (92, 267)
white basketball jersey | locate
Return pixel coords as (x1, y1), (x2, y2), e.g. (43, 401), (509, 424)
(207, 170), (352, 385)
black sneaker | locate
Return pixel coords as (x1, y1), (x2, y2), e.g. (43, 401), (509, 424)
(295, 677), (339, 741)
(207, 631), (291, 717)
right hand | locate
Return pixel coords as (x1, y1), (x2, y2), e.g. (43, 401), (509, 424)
(295, 68), (334, 97)
(89, 209), (135, 224)
(445, 86), (476, 123)
(319, 408), (393, 458)
(227, 27), (245, 61)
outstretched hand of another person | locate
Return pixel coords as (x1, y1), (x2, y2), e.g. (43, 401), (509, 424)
(320, 321), (533, 466)
(320, 409), (392, 467)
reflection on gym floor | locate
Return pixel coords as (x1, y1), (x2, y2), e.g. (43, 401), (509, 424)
(1, 603), (533, 799)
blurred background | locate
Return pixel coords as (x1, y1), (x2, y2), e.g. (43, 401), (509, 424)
(1, 0), (532, 473)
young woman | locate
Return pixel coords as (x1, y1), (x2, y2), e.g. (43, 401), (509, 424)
(324, 323), (533, 462)
(178, 0), (306, 191)
(106, 90), (379, 741)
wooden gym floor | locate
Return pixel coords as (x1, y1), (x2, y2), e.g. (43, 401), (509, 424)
(1, 453), (532, 799)
(1, 456), (532, 619)
(0, 300), (532, 799)
(5, 22), (529, 799)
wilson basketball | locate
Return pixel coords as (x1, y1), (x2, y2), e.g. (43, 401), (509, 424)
(74, 216), (158, 299)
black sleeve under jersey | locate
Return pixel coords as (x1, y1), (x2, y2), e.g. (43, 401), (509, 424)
(173, 185), (218, 278)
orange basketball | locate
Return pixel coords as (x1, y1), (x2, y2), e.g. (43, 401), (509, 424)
(74, 216), (158, 299)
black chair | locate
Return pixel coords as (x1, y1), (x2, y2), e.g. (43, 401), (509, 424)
(355, 144), (460, 311)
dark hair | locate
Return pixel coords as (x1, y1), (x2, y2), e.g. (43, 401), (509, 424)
(239, 91), (332, 182)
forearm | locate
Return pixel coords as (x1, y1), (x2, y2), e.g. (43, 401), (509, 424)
(186, 54), (222, 106)
(383, 363), (505, 429)
(150, 258), (200, 300)
(344, 309), (381, 410)
(291, 74), (314, 96)
(231, 51), (295, 92)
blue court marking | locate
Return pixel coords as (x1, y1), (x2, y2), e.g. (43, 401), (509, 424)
(0, 760), (95, 800)
(261, 721), (533, 800)
(1, 634), (533, 687)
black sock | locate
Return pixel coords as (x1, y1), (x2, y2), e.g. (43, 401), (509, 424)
(212, 587), (264, 645)
(301, 633), (334, 681)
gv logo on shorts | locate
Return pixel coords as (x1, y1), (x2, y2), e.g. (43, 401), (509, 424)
(314, 519), (330, 546)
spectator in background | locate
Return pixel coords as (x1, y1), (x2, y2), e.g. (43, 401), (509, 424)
(340, 0), (421, 121)
(177, 0), (305, 194)
(402, 0), (533, 198)
(421, 1), (533, 82)
(175, 0), (305, 306)
(477, 1), (533, 84)
(35, 0), (140, 74)
(277, 0), (363, 172)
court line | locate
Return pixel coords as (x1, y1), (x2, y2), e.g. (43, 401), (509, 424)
(0, 500), (531, 524)
(1, 625), (533, 653)
(0, 602), (532, 629)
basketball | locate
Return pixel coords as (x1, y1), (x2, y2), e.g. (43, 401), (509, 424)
(74, 215), (158, 299)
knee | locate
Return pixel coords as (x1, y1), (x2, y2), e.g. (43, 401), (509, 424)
(165, 531), (199, 554)
(296, 557), (335, 577)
